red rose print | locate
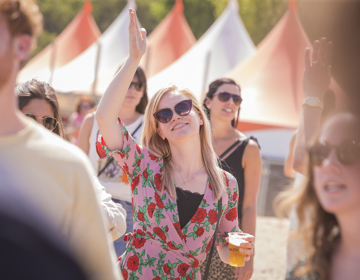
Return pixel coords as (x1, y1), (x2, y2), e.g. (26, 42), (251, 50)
(154, 173), (162, 191)
(118, 151), (126, 158)
(208, 181), (213, 190)
(96, 142), (106, 158)
(177, 263), (190, 277)
(233, 192), (237, 201)
(133, 229), (146, 249)
(147, 231), (154, 239)
(191, 208), (207, 223)
(100, 136), (106, 146)
(165, 225), (169, 232)
(187, 277), (192, 280)
(154, 227), (167, 242)
(153, 277), (160, 280)
(206, 239), (213, 253)
(136, 143), (141, 154)
(125, 131), (129, 141)
(122, 163), (130, 174)
(155, 193), (164, 209)
(131, 175), (140, 192)
(149, 152), (158, 161)
(163, 263), (171, 275)
(147, 203), (156, 218)
(167, 241), (178, 250)
(137, 211), (145, 222)
(127, 254), (139, 271)
(225, 208), (237, 222)
(203, 199), (206, 204)
(223, 172), (229, 186)
(191, 258), (199, 268)
(122, 269), (128, 280)
(173, 222), (185, 240)
(143, 168), (149, 180)
(208, 209), (218, 225)
(136, 159), (141, 167)
(195, 227), (204, 237)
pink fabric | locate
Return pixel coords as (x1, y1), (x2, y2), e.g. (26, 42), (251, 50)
(96, 120), (240, 280)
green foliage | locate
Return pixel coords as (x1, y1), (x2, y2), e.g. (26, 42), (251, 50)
(33, 0), (289, 57)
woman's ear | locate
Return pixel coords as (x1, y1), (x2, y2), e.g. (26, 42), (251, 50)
(157, 127), (166, 140)
(205, 97), (211, 109)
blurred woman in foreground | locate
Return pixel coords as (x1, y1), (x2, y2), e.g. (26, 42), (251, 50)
(279, 111), (360, 280)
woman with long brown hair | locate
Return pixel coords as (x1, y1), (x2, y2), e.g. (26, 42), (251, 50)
(278, 111), (360, 280)
(200, 78), (262, 280)
(95, 9), (254, 279)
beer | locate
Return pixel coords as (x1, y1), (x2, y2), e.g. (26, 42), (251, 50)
(228, 232), (249, 267)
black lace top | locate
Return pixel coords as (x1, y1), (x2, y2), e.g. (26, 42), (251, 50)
(176, 187), (204, 229)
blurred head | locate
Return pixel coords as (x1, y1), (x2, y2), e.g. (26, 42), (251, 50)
(142, 84), (226, 200)
(76, 96), (95, 116)
(282, 111), (360, 279)
(0, 0), (42, 90)
(16, 79), (66, 138)
(122, 66), (148, 114)
(203, 78), (241, 128)
(309, 112), (360, 215)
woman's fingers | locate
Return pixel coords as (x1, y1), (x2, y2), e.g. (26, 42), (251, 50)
(304, 47), (311, 70)
(312, 40), (320, 65)
(317, 37), (328, 65)
(324, 41), (333, 69)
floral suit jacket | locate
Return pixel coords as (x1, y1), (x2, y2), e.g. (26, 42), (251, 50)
(96, 120), (240, 280)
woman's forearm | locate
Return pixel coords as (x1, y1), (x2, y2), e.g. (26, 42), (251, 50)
(96, 57), (140, 125)
(241, 206), (256, 237)
(217, 242), (230, 264)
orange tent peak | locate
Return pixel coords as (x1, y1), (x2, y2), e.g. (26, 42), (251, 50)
(175, 0), (184, 13)
(83, 0), (93, 14)
(288, 0), (297, 13)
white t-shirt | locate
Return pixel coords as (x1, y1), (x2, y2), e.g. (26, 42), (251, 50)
(88, 114), (144, 202)
(0, 119), (121, 280)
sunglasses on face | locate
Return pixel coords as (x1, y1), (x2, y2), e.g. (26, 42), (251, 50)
(309, 139), (360, 166)
(129, 81), (144, 91)
(213, 91), (242, 106)
(153, 99), (193, 124)
(25, 113), (58, 131)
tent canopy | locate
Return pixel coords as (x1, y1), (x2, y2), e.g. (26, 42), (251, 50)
(229, 1), (344, 131)
(147, 0), (255, 100)
(18, 1), (101, 84)
(140, 0), (196, 78)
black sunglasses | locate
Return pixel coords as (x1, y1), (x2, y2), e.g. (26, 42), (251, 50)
(25, 113), (58, 131)
(129, 81), (144, 91)
(153, 99), (193, 124)
(309, 139), (360, 166)
(213, 92), (242, 106)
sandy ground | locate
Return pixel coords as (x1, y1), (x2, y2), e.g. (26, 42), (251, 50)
(252, 216), (289, 280)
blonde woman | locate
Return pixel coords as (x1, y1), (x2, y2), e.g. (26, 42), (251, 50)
(95, 9), (254, 280)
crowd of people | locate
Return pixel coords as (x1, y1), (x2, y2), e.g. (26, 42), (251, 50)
(0, 0), (359, 280)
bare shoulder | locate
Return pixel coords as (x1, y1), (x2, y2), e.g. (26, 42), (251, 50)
(243, 139), (261, 164)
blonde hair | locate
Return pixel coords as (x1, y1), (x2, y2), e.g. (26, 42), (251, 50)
(142, 84), (226, 200)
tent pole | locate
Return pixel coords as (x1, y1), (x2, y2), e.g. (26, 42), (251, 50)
(92, 41), (102, 96)
(200, 51), (211, 100)
(49, 41), (57, 86)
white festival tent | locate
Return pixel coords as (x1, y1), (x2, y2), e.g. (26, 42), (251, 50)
(147, 0), (255, 100)
(37, 0), (137, 95)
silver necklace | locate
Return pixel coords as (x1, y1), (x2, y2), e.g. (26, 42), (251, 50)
(172, 164), (204, 186)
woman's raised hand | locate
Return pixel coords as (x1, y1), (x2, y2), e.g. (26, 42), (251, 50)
(303, 37), (332, 97)
(128, 8), (147, 62)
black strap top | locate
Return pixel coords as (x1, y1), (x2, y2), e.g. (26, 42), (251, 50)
(219, 136), (259, 227)
(176, 187), (204, 229)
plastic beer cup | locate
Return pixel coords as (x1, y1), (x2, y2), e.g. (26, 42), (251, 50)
(228, 232), (251, 267)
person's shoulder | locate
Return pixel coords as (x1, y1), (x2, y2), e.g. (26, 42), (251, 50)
(82, 112), (95, 127)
